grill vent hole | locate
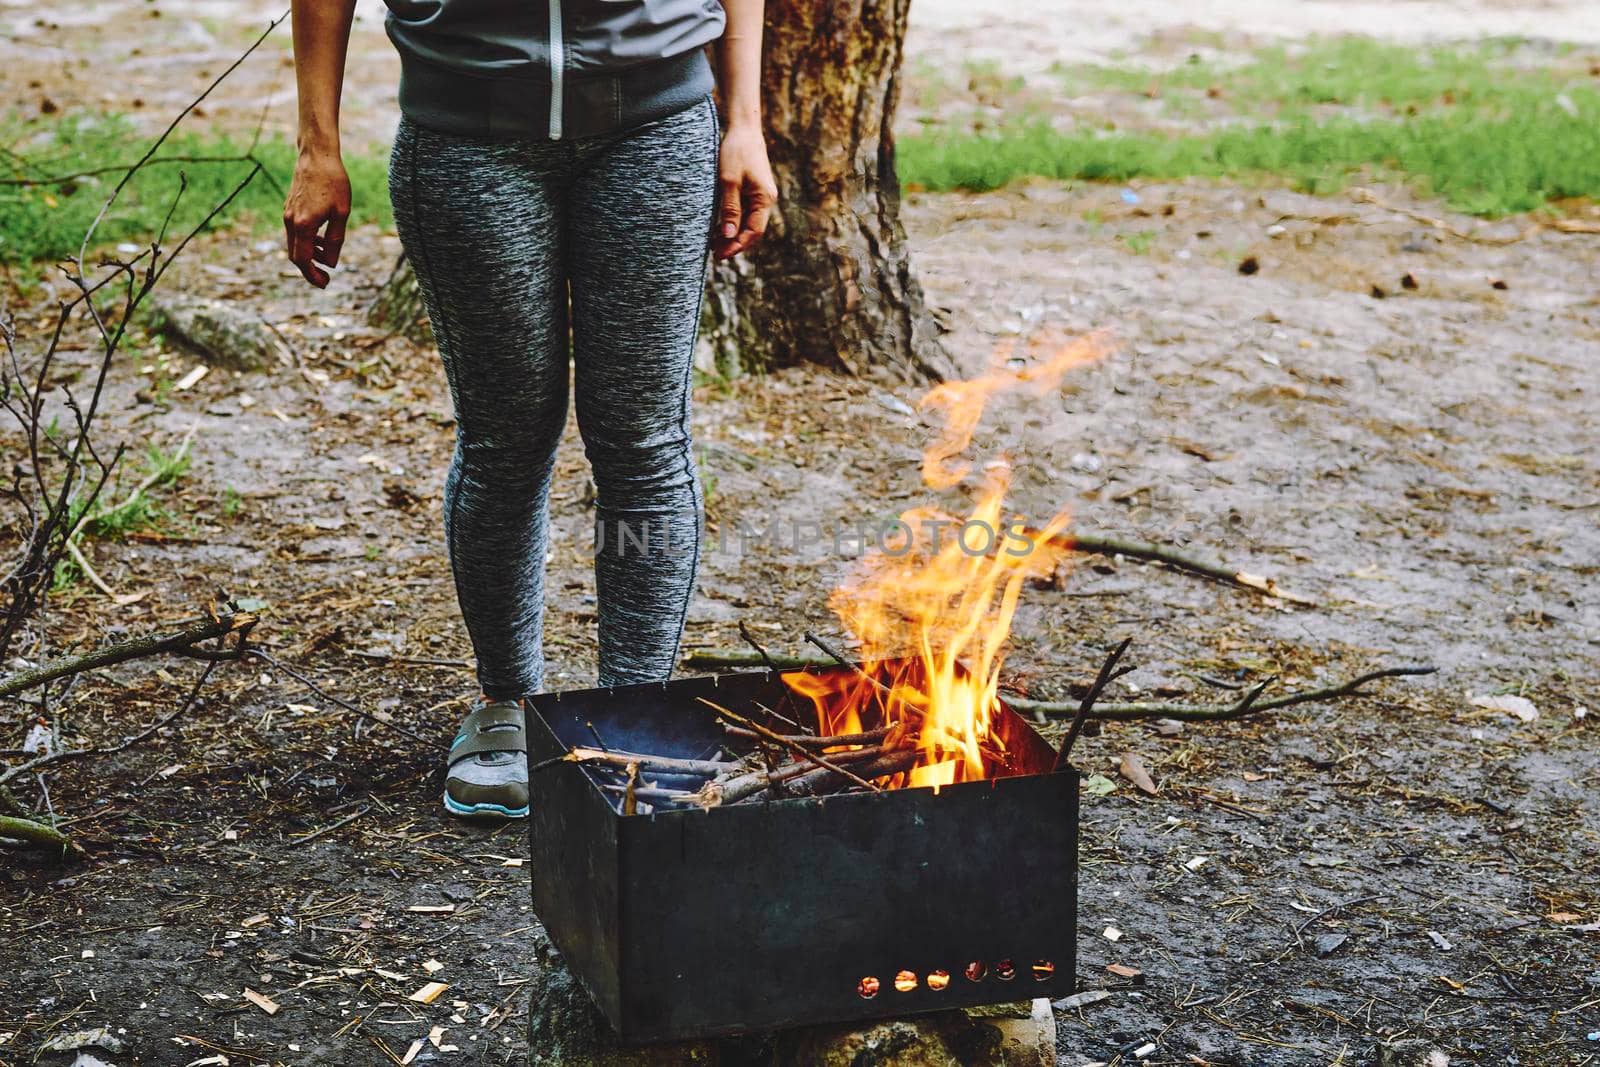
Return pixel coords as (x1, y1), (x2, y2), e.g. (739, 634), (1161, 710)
(857, 976), (880, 999)
(995, 959), (1016, 980)
(1032, 960), (1056, 981)
(964, 961), (986, 982)
(928, 969), (950, 991)
(894, 970), (918, 992)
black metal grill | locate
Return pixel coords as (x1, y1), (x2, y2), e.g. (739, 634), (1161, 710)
(524, 665), (1079, 1043)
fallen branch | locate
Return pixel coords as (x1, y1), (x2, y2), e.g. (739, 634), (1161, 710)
(1047, 532), (1317, 606)
(683, 649), (819, 671)
(1054, 637), (1133, 771)
(1011, 665), (1437, 721)
(0, 813), (76, 854)
(244, 648), (445, 750)
(0, 649), (224, 791)
(0, 610), (254, 699)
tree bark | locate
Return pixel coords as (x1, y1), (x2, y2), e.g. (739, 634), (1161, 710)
(704, 0), (954, 382)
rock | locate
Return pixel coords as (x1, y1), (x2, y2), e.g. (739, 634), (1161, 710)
(1314, 932), (1349, 957)
(526, 929), (716, 1066)
(147, 296), (283, 372)
(772, 999), (1053, 1067)
(37, 1028), (125, 1055)
(1376, 1039), (1449, 1067)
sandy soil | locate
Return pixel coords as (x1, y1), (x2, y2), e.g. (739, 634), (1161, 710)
(2, 2), (1598, 1066)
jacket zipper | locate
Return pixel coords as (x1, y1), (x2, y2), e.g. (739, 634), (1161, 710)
(547, 0), (565, 139)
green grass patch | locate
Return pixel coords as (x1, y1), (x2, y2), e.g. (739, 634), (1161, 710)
(903, 37), (1600, 216)
(1, 112), (391, 268)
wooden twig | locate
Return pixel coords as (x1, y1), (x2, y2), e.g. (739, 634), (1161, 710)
(1293, 894), (1388, 940)
(292, 804), (372, 846)
(803, 632), (900, 705)
(348, 650), (473, 669)
(1048, 532), (1317, 606)
(539, 747), (732, 777)
(0, 611), (253, 699)
(1012, 666), (1437, 721)
(244, 648), (445, 750)
(697, 697), (883, 794)
(1053, 637), (1134, 771)
(601, 783), (697, 804)
(703, 747), (887, 806)
(760, 749), (922, 801)
(737, 621), (781, 672)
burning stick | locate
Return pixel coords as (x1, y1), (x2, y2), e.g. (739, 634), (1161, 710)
(696, 698), (884, 794)
(803, 632), (893, 699)
(721, 724), (893, 749)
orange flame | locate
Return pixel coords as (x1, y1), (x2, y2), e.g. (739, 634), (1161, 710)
(785, 330), (1112, 790)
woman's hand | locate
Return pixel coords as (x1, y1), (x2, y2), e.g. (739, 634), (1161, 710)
(713, 122), (776, 261)
(283, 149), (351, 288)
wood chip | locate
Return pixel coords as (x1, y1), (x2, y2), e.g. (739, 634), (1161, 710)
(406, 905), (456, 915)
(1102, 926), (1123, 942)
(241, 987), (280, 1015)
(240, 914), (270, 928)
(408, 981), (449, 1004)
(175, 364), (210, 390)
(1052, 989), (1112, 1011)
(421, 959), (444, 974)
(1106, 963), (1142, 978)
(1471, 693), (1539, 722)
(401, 1038), (426, 1065)
(1118, 752), (1158, 796)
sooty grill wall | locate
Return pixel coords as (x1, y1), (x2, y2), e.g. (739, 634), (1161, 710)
(525, 666), (1079, 1043)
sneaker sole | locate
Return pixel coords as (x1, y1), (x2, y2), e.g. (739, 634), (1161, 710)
(442, 791), (529, 820)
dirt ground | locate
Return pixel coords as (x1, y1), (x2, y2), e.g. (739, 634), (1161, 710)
(3, 3), (1599, 1066)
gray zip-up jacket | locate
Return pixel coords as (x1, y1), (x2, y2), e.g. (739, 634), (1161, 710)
(383, 0), (726, 140)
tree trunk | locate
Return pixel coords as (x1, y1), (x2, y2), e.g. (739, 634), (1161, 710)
(704, 0), (953, 382)
(368, 253), (433, 344)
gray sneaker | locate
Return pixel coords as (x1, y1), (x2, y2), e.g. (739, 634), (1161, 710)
(443, 698), (529, 819)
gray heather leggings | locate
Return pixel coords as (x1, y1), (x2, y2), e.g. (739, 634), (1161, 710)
(388, 95), (718, 698)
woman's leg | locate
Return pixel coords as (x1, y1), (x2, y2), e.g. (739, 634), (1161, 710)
(388, 118), (572, 700)
(566, 96), (720, 687)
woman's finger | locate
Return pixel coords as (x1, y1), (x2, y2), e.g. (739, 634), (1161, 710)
(317, 212), (348, 268)
(716, 178), (742, 241)
(288, 215), (329, 287)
